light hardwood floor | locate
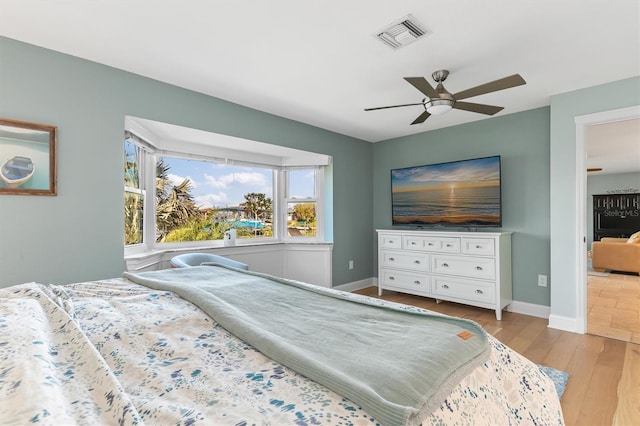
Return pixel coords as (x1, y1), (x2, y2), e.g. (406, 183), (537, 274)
(353, 286), (640, 426)
(587, 271), (640, 344)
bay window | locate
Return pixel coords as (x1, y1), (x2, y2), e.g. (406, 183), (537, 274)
(124, 117), (330, 254)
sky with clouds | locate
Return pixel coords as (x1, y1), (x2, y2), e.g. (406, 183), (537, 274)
(164, 156), (313, 209)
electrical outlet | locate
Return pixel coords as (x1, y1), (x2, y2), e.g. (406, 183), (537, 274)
(538, 274), (548, 287)
(349, 260), (354, 270)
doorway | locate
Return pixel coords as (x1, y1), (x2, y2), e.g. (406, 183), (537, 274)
(576, 105), (640, 342)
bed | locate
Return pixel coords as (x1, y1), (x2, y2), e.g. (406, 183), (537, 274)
(0, 264), (564, 425)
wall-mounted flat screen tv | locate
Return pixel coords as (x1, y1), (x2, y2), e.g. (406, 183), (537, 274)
(391, 155), (502, 227)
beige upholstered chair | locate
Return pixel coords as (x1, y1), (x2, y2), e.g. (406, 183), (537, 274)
(591, 232), (640, 274)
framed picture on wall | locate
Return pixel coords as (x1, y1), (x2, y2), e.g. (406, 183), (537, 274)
(0, 118), (57, 196)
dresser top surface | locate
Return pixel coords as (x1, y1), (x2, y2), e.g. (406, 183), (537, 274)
(376, 229), (512, 237)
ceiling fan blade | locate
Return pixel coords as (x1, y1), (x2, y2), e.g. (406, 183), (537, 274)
(411, 110), (431, 125)
(404, 77), (437, 98)
(453, 101), (504, 115)
(453, 74), (526, 101)
(364, 102), (424, 111)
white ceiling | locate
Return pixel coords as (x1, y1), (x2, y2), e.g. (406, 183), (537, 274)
(586, 118), (640, 175)
(1, 0), (639, 171)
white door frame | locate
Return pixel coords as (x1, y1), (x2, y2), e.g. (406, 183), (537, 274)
(574, 105), (640, 334)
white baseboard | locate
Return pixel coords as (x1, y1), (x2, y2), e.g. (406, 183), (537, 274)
(507, 300), (551, 319)
(334, 280), (581, 333)
(548, 314), (581, 333)
(333, 278), (375, 293)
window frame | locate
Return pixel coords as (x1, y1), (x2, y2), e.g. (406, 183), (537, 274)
(123, 138), (158, 255)
(154, 153), (279, 249)
(123, 141), (144, 246)
(281, 166), (324, 242)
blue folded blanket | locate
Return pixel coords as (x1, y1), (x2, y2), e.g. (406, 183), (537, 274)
(124, 265), (490, 426)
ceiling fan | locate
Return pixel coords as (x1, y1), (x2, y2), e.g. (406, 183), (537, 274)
(364, 70), (526, 125)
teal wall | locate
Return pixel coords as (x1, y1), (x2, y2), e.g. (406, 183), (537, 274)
(373, 107), (551, 306)
(2, 35), (638, 319)
(549, 77), (640, 320)
(587, 172), (640, 247)
(0, 37), (373, 287)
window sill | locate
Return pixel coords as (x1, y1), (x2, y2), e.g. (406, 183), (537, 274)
(125, 240), (333, 264)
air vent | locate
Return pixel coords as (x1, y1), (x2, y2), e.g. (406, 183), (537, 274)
(375, 15), (428, 49)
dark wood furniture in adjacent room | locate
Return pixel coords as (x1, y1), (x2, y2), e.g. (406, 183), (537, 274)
(593, 193), (640, 241)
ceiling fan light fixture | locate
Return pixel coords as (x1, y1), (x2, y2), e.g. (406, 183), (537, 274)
(425, 98), (454, 115)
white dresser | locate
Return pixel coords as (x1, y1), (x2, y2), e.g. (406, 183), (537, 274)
(377, 229), (512, 320)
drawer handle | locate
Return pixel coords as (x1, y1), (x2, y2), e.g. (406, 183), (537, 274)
(411, 241), (417, 245)
(475, 266), (483, 271)
(413, 260), (421, 264)
(388, 240), (394, 244)
(389, 257), (395, 261)
(475, 289), (484, 295)
(389, 276), (395, 281)
(442, 284), (449, 289)
(414, 280), (421, 285)
(446, 244), (452, 247)
(427, 243), (434, 246)
(476, 245), (482, 249)
(442, 263), (449, 268)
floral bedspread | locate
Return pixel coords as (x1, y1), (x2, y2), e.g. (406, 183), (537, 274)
(0, 279), (564, 425)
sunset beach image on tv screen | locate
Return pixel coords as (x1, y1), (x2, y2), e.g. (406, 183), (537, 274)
(391, 156), (501, 227)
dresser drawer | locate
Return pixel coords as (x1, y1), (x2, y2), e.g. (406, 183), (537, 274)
(381, 250), (429, 272)
(380, 269), (430, 292)
(431, 255), (496, 280)
(462, 238), (495, 256)
(432, 277), (495, 304)
(380, 234), (402, 249)
(403, 236), (460, 253)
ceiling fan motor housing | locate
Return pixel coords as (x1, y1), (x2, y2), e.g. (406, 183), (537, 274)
(434, 83), (454, 101)
(426, 71), (455, 114)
